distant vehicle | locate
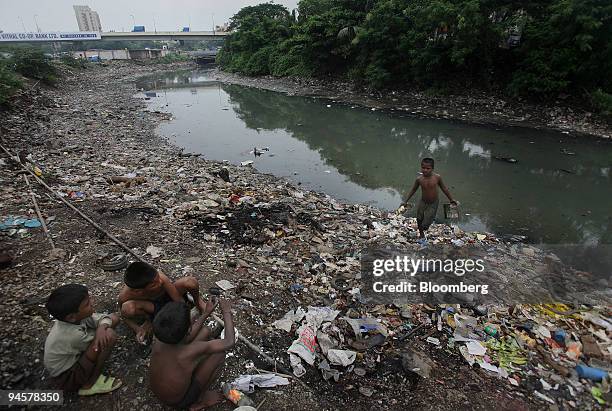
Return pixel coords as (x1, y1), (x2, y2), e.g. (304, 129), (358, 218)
(132, 26), (145, 32)
(87, 55), (100, 62)
(182, 27), (190, 32)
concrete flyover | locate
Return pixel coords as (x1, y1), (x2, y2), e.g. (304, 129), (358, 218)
(101, 31), (228, 41)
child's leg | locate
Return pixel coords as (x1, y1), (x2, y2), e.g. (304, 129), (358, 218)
(81, 329), (118, 389)
(190, 352), (226, 410)
(120, 300), (154, 342)
(174, 276), (206, 311)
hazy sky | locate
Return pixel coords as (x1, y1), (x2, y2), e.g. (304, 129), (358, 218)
(0, 0), (299, 32)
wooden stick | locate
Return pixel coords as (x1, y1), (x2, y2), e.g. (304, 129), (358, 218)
(2, 142), (312, 392)
(23, 174), (55, 250)
(211, 314), (310, 390)
(1, 143), (145, 262)
(253, 368), (295, 380)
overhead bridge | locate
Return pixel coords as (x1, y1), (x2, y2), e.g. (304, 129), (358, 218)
(0, 31), (228, 43)
(101, 31), (228, 41)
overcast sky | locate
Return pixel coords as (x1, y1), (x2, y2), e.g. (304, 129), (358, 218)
(0, 0), (299, 32)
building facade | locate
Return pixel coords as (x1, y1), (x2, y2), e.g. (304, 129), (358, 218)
(73, 5), (102, 32)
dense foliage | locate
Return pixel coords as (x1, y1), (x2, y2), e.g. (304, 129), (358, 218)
(218, 0), (612, 103)
(0, 59), (22, 104)
(11, 47), (57, 85)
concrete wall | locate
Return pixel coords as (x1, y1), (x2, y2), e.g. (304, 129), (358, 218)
(73, 49), (168, 60)
(128, 49), (168, 59)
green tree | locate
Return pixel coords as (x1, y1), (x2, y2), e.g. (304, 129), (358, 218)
(217, 3), (294, 75)
(0, 59), (22, 105)
(509, 0), (612, 97)
(11, 47), (57, 85)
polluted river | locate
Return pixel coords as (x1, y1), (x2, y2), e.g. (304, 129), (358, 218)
(137, 68), (612, 245)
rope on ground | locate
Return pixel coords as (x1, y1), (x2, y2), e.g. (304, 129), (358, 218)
(1, 141), (310, 391)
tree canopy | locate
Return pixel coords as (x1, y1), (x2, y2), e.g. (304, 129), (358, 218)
(218, 0), (611, 103)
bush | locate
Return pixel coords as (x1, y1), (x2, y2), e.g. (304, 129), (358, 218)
(12, 47), (56, 84)
(60, 54), (89, 69)
(0, 60), (22, 104)
(591, 89), (612, 117)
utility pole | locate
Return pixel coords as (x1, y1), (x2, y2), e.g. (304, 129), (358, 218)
(33, 15), (41, 32)
(153, 15), (157, 33)
(130, 14), (135, 29)
(211, 13), (215, 34)
(19, 16), (27, 32)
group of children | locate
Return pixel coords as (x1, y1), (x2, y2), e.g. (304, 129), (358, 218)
(42, 157), (453, 409)
(44, 261), (234, 410)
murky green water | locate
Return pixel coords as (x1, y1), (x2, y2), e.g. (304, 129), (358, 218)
(137, 69), (612, 244)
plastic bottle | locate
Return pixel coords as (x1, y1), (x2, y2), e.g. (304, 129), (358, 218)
(484, 325), (498, 337)
(575, 364), (608, 382)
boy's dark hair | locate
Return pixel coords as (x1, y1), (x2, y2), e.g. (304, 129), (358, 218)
(421, 158), (435, 168)
(46, 284), (88, 320)
(153, 302), (190, 344)
(124, 261), (157, 289)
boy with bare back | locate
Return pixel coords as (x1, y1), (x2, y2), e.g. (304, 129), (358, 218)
(149, 299), (235, 410)
(118, 262), (208, 344)
(402, 157), (458, 239)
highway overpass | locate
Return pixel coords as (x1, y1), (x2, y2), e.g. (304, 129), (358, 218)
(0, 31), (228, 43)
(101, 31), (228, 41)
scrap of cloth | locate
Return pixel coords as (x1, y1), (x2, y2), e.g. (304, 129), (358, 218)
(231, 374), (290, 393)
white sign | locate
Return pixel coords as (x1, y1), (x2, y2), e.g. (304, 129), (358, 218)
(0, 32), (101, 42)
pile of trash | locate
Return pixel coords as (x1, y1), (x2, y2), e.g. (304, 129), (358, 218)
(0, 61), (609, 410)
(270, 302), (611, 406)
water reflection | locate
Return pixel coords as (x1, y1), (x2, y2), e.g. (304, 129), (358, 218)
(139, 70), (612, 245)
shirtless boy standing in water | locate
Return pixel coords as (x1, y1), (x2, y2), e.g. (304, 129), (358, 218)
(402, 158), (458, 239)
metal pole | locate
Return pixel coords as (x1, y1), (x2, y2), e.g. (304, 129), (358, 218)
(19, 16), (27, 32)
(211, 14), (215, 34)
(34, 15), (41, 32)
(153, 16), (157, 33)
(130, 14), (135, 29)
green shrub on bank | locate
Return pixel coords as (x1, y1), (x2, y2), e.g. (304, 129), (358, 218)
(591, 89), (612, 117)
(12, 47), (57, 85)
(60, 54), (89, 69)
(0, 59), (22, 105)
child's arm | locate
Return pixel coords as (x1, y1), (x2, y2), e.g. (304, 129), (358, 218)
(402, 179), (420, 205)
(186, 299), (235, 356)
(184, 297), (216, 343)
(159, 272), (184, 302)
(438, 177), (457, 204)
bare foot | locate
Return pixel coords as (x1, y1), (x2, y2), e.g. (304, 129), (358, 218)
(189, 391), (224, 411)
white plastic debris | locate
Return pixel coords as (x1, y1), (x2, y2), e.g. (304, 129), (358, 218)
(230, 374), (290, 393)
(326, 349), (356, 367)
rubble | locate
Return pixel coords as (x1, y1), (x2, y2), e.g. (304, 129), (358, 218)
(0, 61), (609, 410)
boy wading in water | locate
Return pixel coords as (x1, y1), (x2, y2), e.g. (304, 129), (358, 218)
(402, 158), (458, 240)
